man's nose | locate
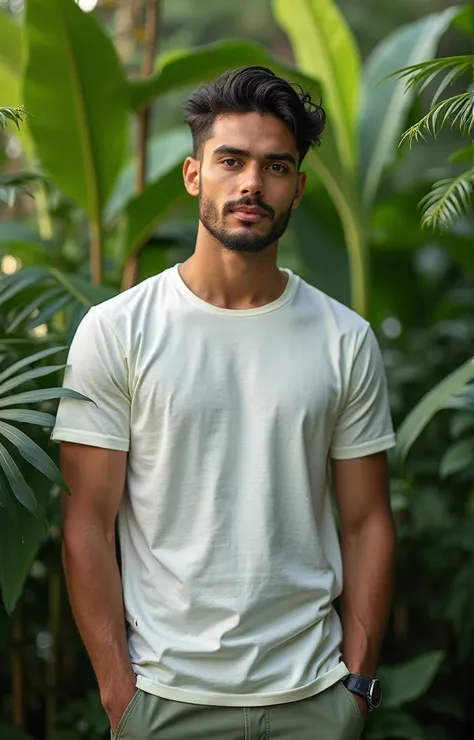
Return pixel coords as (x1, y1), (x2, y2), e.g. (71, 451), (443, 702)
(240, 163), (264, 197)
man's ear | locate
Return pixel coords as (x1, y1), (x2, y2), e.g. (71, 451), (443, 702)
(292, 171), (307, 209)
(183, 156), (200, 197)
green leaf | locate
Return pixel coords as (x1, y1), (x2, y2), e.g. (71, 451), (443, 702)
(106, 127), (192, 221)
(26, 295), (72, 330)
(0, 221), (51, 253)
(382, 651), (445, 708)
(0, 420), (68, 491)
(48, 268), (118, 307)
(396, 356), (474, 464)
(273, 0), (360, 173)
(359, 7), (459, 209)
(366, 710), (423, 740)
(0, 364), (67, 397)
(0, 441), (45, 520)
(129, 40), (278, 111)
(23, 0), (129, 219)
(0, 11), (23, 74)
(0, 409), (56, 427)
(419, 169), (474, 231)
(6, 287), (64, 334)
(123, 165), (186, 258)
(0, 387), (94, 409)
(440, 438), (474, 477)
(0, 345), (67, 385)
(0, 266), (50, 307)
(0, 467), (18, 523)
(0, 480), (51, 614)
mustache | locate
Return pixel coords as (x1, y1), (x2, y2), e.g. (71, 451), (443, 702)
(223, 197), (275, 219)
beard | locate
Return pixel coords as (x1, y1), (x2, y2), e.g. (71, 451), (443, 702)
(199, 191), (294, 254)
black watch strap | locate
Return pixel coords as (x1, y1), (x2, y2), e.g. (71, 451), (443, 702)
(343, 674), (371, 699)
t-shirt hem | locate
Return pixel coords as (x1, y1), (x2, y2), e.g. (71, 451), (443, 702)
(135, 662), (349, 707)
(330, 433), (396, 460)
(50, 427), (130, 451)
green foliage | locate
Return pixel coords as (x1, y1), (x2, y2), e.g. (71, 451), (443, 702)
(1, 0), (474, 737)
(396, 357), (474, 465)
(359, 8), (460, 210)
(419, 169), (474, 230)
(23, 0), (129, 224)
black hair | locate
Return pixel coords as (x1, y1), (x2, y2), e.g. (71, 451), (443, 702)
(184, 65), (326, 165)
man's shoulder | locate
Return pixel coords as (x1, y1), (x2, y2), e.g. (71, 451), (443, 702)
(79, 269), (172, 346)
(297, 277), (369, 337)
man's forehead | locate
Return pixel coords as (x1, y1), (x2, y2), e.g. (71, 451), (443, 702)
(207, 112), (297, 155)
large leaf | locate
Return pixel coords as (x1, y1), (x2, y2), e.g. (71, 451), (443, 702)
(396, 357), (474, 464)
(382, 651), (445, 708)
(0, 11), (33, 155)
(0, 476), (51, 615)
(106, 127), (192, 221)
(273, 0), (360, 174)
(359, 7), (459, 210)
(122, 165), (187, 259)
(23, 0), (128, 220)
(129, 40), (281, 111)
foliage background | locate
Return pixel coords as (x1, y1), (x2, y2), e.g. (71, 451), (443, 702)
(0, 0), (473, 739)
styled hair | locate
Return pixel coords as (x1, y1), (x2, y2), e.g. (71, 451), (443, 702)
(184, 65), (326, 165)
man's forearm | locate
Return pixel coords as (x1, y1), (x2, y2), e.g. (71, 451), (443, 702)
(340, 512), (396, 676)
(62, 525), (135, 701)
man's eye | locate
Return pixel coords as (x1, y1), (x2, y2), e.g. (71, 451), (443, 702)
(269, 163), (286, 173)
(223, 158), (239, 167)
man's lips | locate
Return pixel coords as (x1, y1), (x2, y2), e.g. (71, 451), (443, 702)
(231, 206), (270, 222)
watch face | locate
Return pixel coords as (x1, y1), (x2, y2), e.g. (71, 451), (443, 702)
(370, 680), (382, 709)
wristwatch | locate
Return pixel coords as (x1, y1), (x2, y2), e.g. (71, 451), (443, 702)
(343, 674), (382, 711)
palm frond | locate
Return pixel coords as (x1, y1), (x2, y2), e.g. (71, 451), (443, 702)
(420, 168), (474, 230)
(0, 106), (28, 130)
(400, 92), (473, 147)
(390, 56), (473, 93)
(0, 344), (94, 517)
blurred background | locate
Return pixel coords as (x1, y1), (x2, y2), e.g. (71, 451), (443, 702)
(0, 0), (473, 738)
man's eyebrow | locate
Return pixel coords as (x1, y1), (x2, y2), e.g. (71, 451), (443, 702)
(212, 145), (297, 167)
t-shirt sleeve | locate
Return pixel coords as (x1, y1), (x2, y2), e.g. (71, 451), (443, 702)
(329, 324), (396, 460)
(50, 307), (130, 451)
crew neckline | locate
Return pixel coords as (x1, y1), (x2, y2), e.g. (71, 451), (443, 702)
(171, 263), (299, 317)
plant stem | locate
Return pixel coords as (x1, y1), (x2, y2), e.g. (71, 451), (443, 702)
(121, 0), (160, 293)
(11, 607), (24, 726)
(307, 151), (369, 317)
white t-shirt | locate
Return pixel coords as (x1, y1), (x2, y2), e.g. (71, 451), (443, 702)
(51, 264), (395, 707)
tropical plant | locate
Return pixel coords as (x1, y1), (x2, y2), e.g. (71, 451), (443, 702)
(389, 6), (474, 233)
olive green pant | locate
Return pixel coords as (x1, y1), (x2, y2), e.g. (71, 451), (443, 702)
(111, 681), (365, 740)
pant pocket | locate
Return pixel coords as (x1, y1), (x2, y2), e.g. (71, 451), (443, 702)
(339, 682), (366, 722)
(111, 689), (143, 740)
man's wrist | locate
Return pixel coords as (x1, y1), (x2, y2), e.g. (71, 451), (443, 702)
(100, 669), (136, 709)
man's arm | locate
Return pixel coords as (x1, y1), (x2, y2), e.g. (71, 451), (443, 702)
(60, 441), (135, 731)
(332, 451), (396, 681)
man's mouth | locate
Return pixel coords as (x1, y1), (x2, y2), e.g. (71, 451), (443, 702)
(231, 206), (269, 222)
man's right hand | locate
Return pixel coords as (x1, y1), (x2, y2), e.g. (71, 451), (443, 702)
(101, 675), (138, 734)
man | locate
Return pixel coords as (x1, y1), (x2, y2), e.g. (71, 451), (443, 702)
(52, 66), (396, 740)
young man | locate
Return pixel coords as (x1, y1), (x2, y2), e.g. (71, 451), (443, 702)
(52, 66), (396, 740)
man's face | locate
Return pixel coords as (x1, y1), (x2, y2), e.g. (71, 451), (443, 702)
(183, 112), (306, 254)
